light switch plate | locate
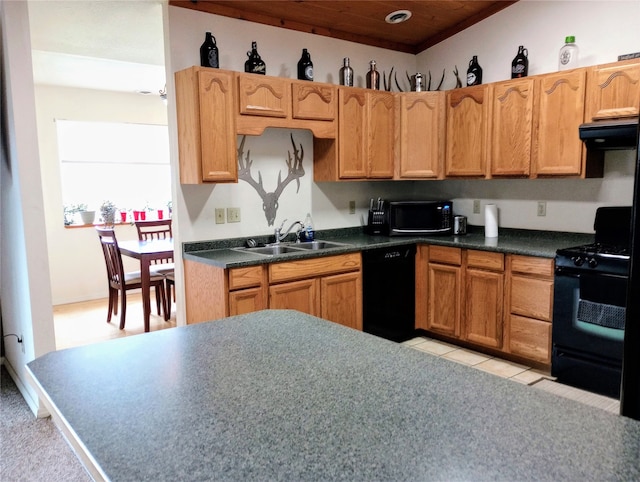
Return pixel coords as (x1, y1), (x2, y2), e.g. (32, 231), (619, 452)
(227, 207), (241, 223)
(349, 200), (356, 214)
(215, 208), (225, 224)
(473, 200), (481, 214)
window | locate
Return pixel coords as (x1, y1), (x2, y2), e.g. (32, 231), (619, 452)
(56, 120), (171, 222)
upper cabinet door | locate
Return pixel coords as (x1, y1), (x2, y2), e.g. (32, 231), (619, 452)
(445, 85), (488, 177)
(533, 69), (586, 177)
(367, 91), (395, 179)
(175, 67), (238, 184)
(338, 88), (368, 179)
(237, 74), (290, 118)
(291, 82), (337, 121)
(489, 78), (535, 177)
(585, 59), (640, 121)
(398, 92), (445, 179)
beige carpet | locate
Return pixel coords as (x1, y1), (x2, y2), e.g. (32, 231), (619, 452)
(531, 378), (620, 414)
(0, 366), (90, 481)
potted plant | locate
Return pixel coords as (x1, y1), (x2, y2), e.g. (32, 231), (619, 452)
(100, 200), (117, 226)
(77, 204), (96, 225)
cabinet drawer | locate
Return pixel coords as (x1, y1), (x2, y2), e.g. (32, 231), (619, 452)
(428, 246), (462, 265)
(228, 266), (264, 290)
(269, 253), (361, 284)
(510, 255), (554, 277)
(467, 250), (504, 271)
(511, 275), (554, 321)
(508, 314), (551, 364)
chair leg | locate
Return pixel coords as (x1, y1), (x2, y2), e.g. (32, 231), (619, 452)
(107, 288), (116, 324)
(164, 280), (171, 321)
(119, 289), (127, 330)
(155, 286), (162, 316)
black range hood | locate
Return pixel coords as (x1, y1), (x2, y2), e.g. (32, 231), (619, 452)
(579, 117), (639, 150)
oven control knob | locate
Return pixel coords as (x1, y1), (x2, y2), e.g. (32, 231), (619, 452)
(588, 257), (598, 268)
(572, 256), (584, 266)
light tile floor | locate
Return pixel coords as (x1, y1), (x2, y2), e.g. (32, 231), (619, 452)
(403, 335), (620, 414)
(403, 336), (549, 385)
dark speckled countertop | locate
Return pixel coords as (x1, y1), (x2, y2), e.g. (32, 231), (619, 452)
(27, 310), (640, 481)
(183, 226), (594, 269)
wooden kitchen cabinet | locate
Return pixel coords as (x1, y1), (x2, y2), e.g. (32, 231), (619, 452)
(426, 246), (463, 337)
(228, 265), (267, 316)
(319, 88), (394, 180)
(175, 67), (238, 184)
(585, 58), (640, 121)
(464, 250), (504, 349)
(445, 84), (489, 178)
(504, 255), (554, 365)
(532, 68), (587, 177)
(488, 78), (535, 177)
(269, 278), (319, 315)
(367, 91), (395, 178)
(268, 253), (362, 330)
(397, 91), (445, 179)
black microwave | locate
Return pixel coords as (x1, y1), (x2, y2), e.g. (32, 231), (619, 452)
(386, 200), (453, 236)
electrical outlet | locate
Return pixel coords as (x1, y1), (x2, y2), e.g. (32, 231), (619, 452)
(473, 199), (481, 214)
(227, 207), (241, 223)
(537, 201), (547, 217)
(349, 200), (356, 214)
(215, 208), (225, 224)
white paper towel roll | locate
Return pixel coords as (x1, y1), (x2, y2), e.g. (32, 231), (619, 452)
(485, 204), (498, 238)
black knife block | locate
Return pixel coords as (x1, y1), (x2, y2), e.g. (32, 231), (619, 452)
(365, 209), (387, 235)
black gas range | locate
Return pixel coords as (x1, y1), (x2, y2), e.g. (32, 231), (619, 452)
(552, 207), (632, 398)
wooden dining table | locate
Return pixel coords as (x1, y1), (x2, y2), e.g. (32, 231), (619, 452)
(118, 237), (174, 332)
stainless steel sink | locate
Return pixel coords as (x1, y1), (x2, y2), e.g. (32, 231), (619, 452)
(232, 240), (350, 256)
(246, 245), (302, 256)
(293, 240), (347, 250)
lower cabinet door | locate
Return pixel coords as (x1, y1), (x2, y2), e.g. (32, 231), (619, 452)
(428, 263), (462, 337)
(464, 268), (504, 348)
(229, 287), (266, 316)
(320, 271), (362, 330)
(269, 279), (319, 316)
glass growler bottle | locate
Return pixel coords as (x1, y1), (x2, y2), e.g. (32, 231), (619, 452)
(297, 49), (313, 81)
(200, 32), (219, 68)
(245, 41), (266, 75)
(339, 57), (353, 86)
(511, 46), (529, 78)
(466, 55), (483, 86)
(366, 60), (380, 90)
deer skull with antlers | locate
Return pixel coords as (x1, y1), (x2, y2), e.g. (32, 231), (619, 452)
(237, 133), (305, 226)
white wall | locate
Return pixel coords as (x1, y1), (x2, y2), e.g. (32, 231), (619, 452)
(35, 84), (168, 304)
(1, 0), (55, 415)
(415, 0), (640, 232)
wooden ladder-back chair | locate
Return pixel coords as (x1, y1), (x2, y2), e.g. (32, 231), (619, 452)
(96, 227), (167, 329)
(134, 219), (175, 320)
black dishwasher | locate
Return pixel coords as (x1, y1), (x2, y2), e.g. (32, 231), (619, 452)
(362, 244), (416, 342)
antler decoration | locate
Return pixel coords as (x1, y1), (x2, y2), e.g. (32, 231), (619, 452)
(237, 134), (305, 226)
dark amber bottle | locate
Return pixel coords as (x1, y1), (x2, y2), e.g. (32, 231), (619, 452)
(244, 41), (266, 75)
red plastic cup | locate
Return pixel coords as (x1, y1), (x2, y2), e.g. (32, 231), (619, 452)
(133, 210), (140, 221)
(120, 211), (127, 223)
(140, 211), (146, 221)
(157, 209), (164, 220)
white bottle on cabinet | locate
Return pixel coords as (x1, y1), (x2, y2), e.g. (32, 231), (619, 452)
(559, 36), (579, 70)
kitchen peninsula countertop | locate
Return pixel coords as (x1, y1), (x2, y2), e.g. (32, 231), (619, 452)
(183, 226), (594, 269)
(27, 310), (640, 481)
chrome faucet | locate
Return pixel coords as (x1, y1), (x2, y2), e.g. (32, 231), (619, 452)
(274, 219), (305, 243)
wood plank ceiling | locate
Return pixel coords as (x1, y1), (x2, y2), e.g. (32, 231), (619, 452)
(169, 1), (518, 54)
